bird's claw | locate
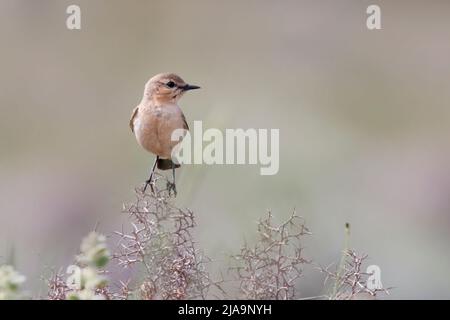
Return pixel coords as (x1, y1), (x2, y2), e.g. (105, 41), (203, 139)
(143, 178), (155, 194)
(166, 181), (177, 197)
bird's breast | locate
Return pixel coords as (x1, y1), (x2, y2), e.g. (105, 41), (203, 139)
(133, 104), (187, 158)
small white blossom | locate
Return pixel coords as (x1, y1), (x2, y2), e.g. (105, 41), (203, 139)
(0, 265), (26, 300)
(67, 289), (105, 300)
(77, 232), (110, 268)
(81, 267), (107, 290)
(66, 232), (110, 300)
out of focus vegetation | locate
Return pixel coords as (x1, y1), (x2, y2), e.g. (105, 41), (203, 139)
(1, 0), (450, 298)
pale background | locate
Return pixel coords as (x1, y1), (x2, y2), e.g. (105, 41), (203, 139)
(1, 0), (450, 299)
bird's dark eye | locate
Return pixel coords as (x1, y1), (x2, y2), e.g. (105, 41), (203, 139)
(166, 81), (176, 88)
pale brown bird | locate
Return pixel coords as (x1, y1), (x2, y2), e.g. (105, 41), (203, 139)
(130, 73), (200, 195)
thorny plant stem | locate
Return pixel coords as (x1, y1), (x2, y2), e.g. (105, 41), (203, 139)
(332, 222), (351, 299)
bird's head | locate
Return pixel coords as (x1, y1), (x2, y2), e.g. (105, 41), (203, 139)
(143, 73), (200, 104)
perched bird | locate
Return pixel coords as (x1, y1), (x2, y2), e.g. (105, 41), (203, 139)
(130, 73), (200, 195)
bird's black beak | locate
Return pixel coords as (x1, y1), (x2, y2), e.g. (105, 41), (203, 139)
(181, 84), (201, 91)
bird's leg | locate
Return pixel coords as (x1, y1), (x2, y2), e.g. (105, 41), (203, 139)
(167, 161), (177, 197)
(144, 156), (159, 193)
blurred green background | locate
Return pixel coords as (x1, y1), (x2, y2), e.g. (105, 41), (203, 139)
(1, 0), (450, 299)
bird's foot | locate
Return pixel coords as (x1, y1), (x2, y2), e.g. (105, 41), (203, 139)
(166, 181), (177, 197)
(143, 178), (155, 194)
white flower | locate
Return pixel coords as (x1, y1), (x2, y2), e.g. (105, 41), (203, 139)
(0, 265), (26, 300)
(77, 232), (110, 268)
(67, 289), (105, 300)
(66, 232), (110, 300)
(81, 267), (107, 290)
(66, 267), (108, 300)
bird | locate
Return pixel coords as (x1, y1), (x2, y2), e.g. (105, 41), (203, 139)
(129, 73), (200, 195)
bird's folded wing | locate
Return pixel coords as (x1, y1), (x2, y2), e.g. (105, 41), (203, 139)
(129, 106), (139, 133)
(182, 112), (189, 131)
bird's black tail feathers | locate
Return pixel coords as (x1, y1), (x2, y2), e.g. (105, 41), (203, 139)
(157, 158), (180, 170)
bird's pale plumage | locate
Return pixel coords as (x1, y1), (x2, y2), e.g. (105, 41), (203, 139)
(130, 73), (198, 177)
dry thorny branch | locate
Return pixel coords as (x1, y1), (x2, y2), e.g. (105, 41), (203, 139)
(230, 211), (311, 300)
(44, 174), (390, 300)
(113, 174), (216, 299)
(47, 270), (70, 300)
(318, 250), (391, 300)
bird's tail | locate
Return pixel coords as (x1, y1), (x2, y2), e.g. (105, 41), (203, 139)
(157, 158), (180, 170)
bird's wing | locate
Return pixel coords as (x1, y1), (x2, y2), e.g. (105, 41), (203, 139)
(129, 106), (139, 133)
(181, 112), (189, 131)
